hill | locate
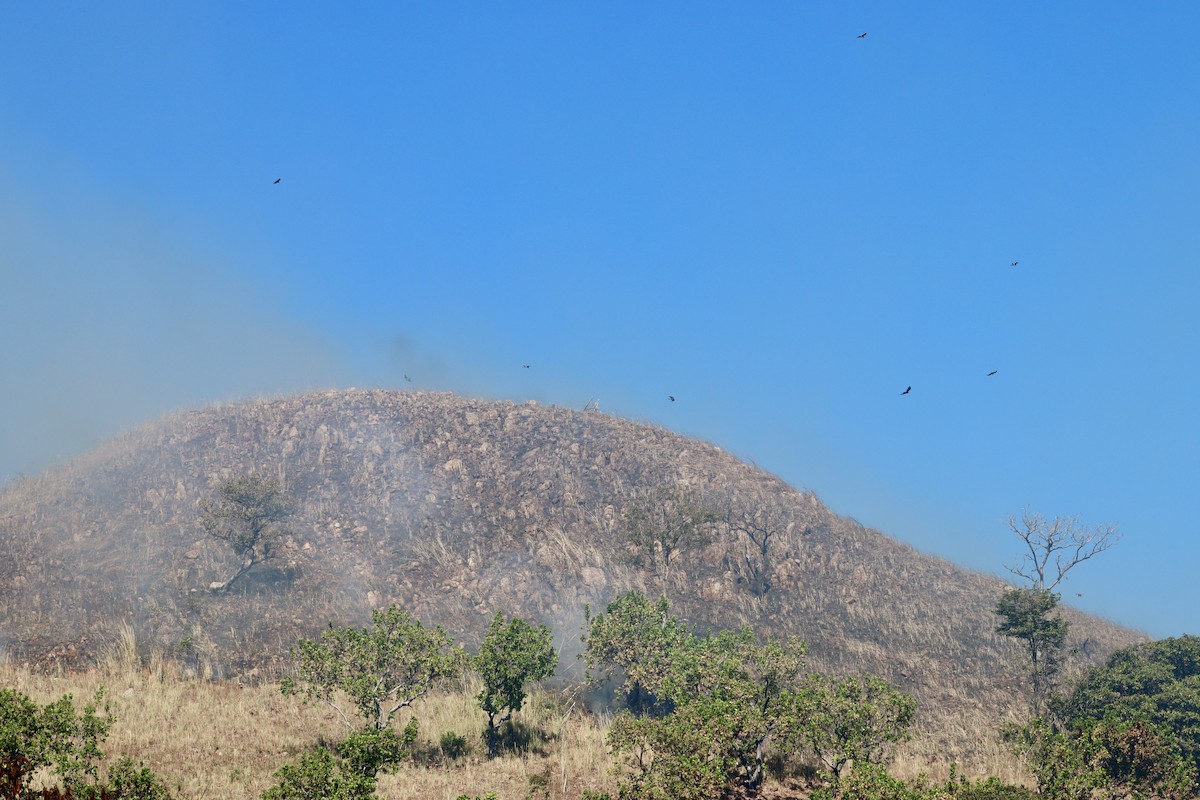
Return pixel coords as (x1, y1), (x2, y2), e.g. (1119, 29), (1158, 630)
(0, 388), (1143, 771)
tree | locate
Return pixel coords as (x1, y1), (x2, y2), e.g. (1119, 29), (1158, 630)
(721, 499), (800, 596)
(582, 591), (691, 716)
(200, 474), (295, 593)
(1004, 510), (1120, 593)
(798, 674), (917, 784)
(1058, 635), (1200, 782)
(996, 510), (1119, 713)
(604, 611), (814, 796)
(474, 611), (557, 757)
(661, 628), (810, 790)
(623, 484), (719, 589)
(995, 588), (1069, 713)
(281, 605), (466, 732)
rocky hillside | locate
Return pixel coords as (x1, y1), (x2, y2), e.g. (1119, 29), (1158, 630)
(0, 389), (1143, 769)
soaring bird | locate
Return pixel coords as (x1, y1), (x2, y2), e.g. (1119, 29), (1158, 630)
(901, 386), (911, 395)
(857, 32), (867, 38)
(522, 364), (531, 369)
(273, 178), (281, 184)
(1011, 261), (1018, 266)
(987, 370), (998, 376)
(668, 395), (676, 402)
(403, 374), (412, 382)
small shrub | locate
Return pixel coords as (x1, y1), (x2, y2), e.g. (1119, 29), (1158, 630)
(106, 757), (173, 800)
(439, 731), (470, 761)
(951, 776), (1037, 800)
(260, 750), (375, 800)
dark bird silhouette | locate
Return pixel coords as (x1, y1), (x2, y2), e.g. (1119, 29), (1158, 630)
(901, 386), (911, 395)
(668, 396), (676, 402)
(522, 364), (531, 369)
(273, 178), (281, 184)
(857, 32), (867, 38)
(987, 370), (998, 376)
(403, 374), (412, 382)
(1011, 261), (1018, 266)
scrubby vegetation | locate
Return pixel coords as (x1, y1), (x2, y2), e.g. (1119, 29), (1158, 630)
(3, 610), (1195, 799)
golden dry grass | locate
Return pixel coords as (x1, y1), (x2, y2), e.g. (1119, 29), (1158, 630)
(1, 629), (1035, 800)
(1, 631), (616, 800)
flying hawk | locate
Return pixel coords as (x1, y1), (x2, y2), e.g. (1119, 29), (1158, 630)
(901, 386), (911, 395)
(857, 32), (867, 38)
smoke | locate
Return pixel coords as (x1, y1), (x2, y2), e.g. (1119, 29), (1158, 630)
(0, 171), (351, 484)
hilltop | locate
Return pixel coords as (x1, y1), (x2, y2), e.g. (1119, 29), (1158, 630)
(0, 388), (1143, 771)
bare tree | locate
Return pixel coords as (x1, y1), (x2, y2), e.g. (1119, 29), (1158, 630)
(723, 502), (798, 596)
(201, 474), (295, 593)
(997, 510), (1120, 713)
(1005, 510), (1121, 592)
(623, 484), (719, 589)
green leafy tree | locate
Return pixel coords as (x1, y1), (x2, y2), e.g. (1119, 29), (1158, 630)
(604, 609), (815, 796)
(1058, 635), (1200, 776)
(996, 510), (1118, 713)
(0, 687), (112, 798)
(582, 591), (690, 715)
(995, 587), (1068, 713)
(474, 611), (557, 757)
(798, 674), (917, 783)
(660, 628), (810, 790)
(201, 474), (295, 593)
(282, 605), (466, 732)
(608, 704), (736, 800)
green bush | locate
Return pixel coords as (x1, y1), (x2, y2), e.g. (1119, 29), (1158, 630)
(0, 687), (112, 797)
(260, 749), (376, 800)
(105, 757), (174, 800)
(439, 731), (470, 761)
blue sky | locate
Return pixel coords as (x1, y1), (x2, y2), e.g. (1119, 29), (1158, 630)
(1, 3), (1197, 638)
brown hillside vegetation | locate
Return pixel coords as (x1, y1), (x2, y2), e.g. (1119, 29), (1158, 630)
(0, 388), (1143, 773)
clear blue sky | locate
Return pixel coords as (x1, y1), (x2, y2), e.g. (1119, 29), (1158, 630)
(1, 3), (1197, 638)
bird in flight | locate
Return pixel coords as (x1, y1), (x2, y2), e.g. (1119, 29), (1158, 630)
(403, 374), (412, 382)
(857, 32), (867, 38)
(987, 370), (998, 376)
(522, 364), (531, 369)
(668, 395), (676, 402)
(273, 178), (281, 184)
(901, 386), (911, 395)
(1011, 261), (1018, 266)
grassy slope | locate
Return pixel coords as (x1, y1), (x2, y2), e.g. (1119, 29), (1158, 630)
(0, 389), (1144, 775)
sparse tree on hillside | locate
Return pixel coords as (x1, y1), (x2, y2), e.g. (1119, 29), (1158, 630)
(996, 511), (1119, 714)
(623, 484), (719, 590)
(474, 611), (557, 757)
(721, 500), (799, 596)
(1004, 510), (1120, 593)
(201, 474), (295, 593)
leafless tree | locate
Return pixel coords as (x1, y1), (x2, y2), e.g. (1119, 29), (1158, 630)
(723, 502), (798, 596)
(623, 484), (720, 589)
(1005, 509), (1121, 592)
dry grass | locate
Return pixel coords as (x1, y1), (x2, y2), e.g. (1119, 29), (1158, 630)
(0, 629), (1039, 800)
(0, 637), (616, 800)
